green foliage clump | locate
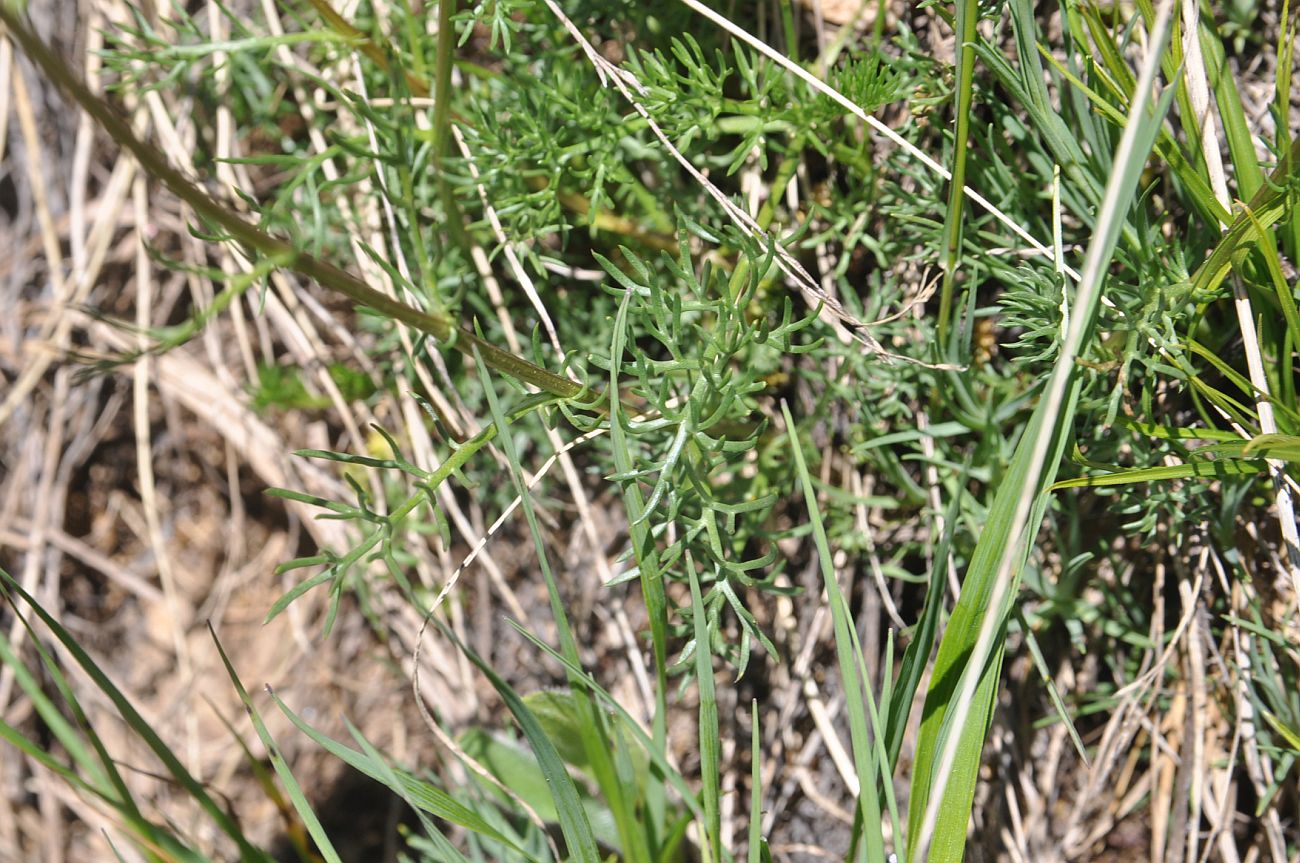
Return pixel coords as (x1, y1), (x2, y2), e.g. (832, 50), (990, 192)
(3, 0), (1300, 860)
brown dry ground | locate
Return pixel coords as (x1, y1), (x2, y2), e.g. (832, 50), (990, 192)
(1, 1), (1298, 862)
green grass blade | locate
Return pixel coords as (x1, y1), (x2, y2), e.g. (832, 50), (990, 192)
(844, 596), (905, 858)
(907, 4), (1178, 859)
(1003, 0), (1105, 207)
(0, 604), (220, 861)
(609, 288), (671, 837)
(1016, 611), (1088, 763)
(506, 621), (710, 828)
(1240, 203), (1300, 400)
(0, 622), (113, 795)
(474, 343), (645, 863)
(1276, 0), (1300, 257)
(0, 629), (214, 862)
(0, 572), (270, 861)
(448, 630), (601, 863)
(1198, 16), (1265, 200)
(685, 554), (721, 863)
(342, 718), (472, 863)
(1049, 458), (1266, 489)
(268, 690), (536, 856)
(1259, 708), (1300, 752)
(1033, 45), (1227, 225)
(747, 699), (764, 863)
(936, 0), (978, 344)
(1243, 434), (1300, 462)
(783, 401), (886, 862)
(1116, 420), (1242, 442)
(209, 626), (344, 863)
(883, 490), (958, 771)
(1184, 340), (1300, 427)
(1190, 134), (1300, 297)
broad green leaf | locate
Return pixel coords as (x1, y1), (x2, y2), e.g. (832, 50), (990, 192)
(524, 690), (599, 771)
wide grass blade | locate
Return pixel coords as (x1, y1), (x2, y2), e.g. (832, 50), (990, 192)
(907, 3), (1178, 860)
(1197, 14), (1264, 200)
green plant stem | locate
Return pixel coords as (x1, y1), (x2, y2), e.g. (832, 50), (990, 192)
(747, 699), (763, 863)
(909, 3), (1178, 856)
(430, 0), (471, 259)
(431, 0), (456, 163)
(0, 7), (588, 405)
(785, 402), (887, 863)
(937, 0), (977, 347)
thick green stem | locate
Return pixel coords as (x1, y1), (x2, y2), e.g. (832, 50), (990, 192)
(431, 0), (456, 162)
(430, 0), (471, 260)
(937, 0), (977, 347)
